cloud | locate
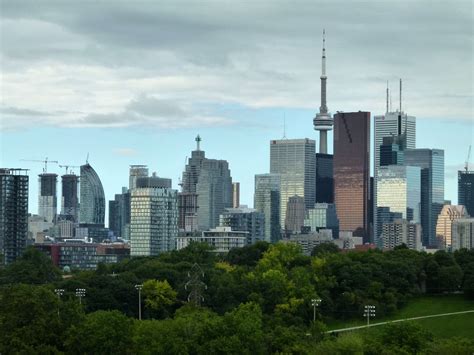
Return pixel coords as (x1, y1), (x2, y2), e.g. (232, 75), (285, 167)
(0, 0), (472, 131)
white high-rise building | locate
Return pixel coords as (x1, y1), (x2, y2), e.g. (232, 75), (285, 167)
(130, 187), (178, 256)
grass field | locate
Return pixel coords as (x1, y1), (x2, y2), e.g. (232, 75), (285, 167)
(325, 295), (474, 339)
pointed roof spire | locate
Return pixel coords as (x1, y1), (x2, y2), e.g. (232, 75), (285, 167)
(195, 134), (201, 151)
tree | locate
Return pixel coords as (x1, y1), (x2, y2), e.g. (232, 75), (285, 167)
(142, 279), (177, 316)
(311, 242), (340, 257)
(0, 284), (65, 352)
(0, 247), (60, 285)
(369, 322), (433, 354)
(65, 310), (133, 354)
(226, 241), (270, 267)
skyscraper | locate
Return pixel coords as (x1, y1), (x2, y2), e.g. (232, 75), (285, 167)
(374, 87), (416, 243)
(109, 187), (131, 240)
(0, 168), (29, 264)
(61, 173), (79, 222)
(79, 163), (105, 226)
(219, 207), (265, 245)
(435, 205), (467, 250)
(304, 203), (339, 237)
(196, 158), (233, 230)
(129, 165), (149, 190)
(285, 195), (306, 234)
(313, 30), (333, 154)
(452, 218), (474, 251)
(404, 149), (444, 247)
(232, 182), (240, 208)
(130, 187), (178, 256)
(315, 153), (334, 203)
(178, 135), (206, 230)
(254, 173), (281, 243)
(376, 165), (421, 243)
(458, 170), (474, 217)
(38, 173), (58, 223)
(333, 112), (370, 241)
(270, 139), (316, 227)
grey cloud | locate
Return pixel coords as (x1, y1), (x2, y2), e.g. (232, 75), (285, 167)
(1, 0), (472, 127)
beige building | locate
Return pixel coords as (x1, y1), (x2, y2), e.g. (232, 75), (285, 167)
(435, 205), (467, 250)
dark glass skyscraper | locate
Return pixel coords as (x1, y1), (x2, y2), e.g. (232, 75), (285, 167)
(0, 168), (29, 265)
(79, 163), (105, 226)
(333, 112), (371, 241)
(109, 187), (131, 239)
(458, 171), (474, 217)
(315, 153), (334, 203)
(61, 174), (79, 222)
(404, 149), (444, 247)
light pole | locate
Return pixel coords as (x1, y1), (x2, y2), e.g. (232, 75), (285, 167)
(363, 305), (376, 326)
(135, 284), (143, 320)
(75, 288), (86, 304)
(311, 298), (321, 322)
(54, 288), (64, 318)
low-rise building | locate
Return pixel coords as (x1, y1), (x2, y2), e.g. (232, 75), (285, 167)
(176, 226), (247, 253)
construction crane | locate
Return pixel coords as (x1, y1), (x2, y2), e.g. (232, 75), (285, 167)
(466, 145), (471, 172)
(59, 164), (81, 175)
(20, 157), (58, 173)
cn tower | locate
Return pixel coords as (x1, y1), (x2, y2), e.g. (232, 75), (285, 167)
(313, 29), (333, 154)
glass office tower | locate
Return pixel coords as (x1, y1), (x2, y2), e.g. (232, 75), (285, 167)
(333, 112), (370, 241)
(315, 153), (334, 203)
(458, 170), (474, 217)
(404, 149), (444, 247)
(79, 163), (106, 226)
(376, 165), (421, 243)
(270, 139), (316, 227)
(254, 173), (281, 243)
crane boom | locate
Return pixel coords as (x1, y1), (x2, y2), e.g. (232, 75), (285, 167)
(20, 157), (58, 173)
(58, 164), (80, 175)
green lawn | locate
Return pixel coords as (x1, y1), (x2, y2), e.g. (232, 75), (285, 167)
(325, 295), (474, 337)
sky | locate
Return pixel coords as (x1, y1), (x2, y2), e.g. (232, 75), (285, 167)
(1, 0), (473, 222)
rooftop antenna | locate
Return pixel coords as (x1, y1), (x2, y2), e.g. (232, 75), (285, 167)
(283, 112), (287, 139)
(399, 78), (402, 113)
(466, 145), (472, 172)
(86, 153), (89, 164)
(386, 81), (389, 114)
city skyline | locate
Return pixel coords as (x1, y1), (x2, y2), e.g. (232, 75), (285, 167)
(1, 1), (472, 217)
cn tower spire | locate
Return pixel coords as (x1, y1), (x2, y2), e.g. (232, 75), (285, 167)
(313, 29), (333, 154)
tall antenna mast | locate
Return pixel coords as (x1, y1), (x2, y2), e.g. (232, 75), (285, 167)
(283, 112), (286, 139)
(195, 134), (201, 151)
(399, 78), (402, 113)
(386, 80), (389, 114)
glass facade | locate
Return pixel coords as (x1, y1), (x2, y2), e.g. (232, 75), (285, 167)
(376, 165), (421, 243)
(108, 188), (131, 239)
(452, 218), (474, 251)
(458, 171), (474, 217)
(270, 139), (316, 227)
(333, 112), (370, 241)
(79, 164), (106, 226)
(61, 174), (79, 222)
(254, 173), (281, 243)
(435, 205), (467, 250)
(130, 187), (178, 256)
(285, 195), (306, 234)
(38, 173), (58, 223)
(0, 169), (29, 265)
(219, 207), (265, 245)
(404, 149), (444, 247)
(304, 203), (339, 238)
(315, 153), (334, 203)
(374, 112), (416, 244)
(196, 159), (233, 230)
